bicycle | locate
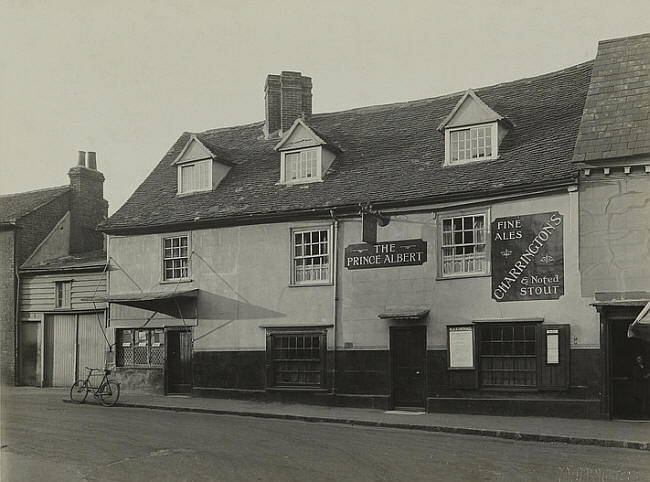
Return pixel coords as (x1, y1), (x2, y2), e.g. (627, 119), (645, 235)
(70, 366), (121, 407)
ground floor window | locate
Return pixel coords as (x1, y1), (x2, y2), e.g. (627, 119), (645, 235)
(478, 323), (537, 387)
(266, 330), (326, 388)
(116, 328), (165, 367)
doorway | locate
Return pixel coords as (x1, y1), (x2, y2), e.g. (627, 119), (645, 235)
(167, 330), (192, 394)
(390, 326), (426, 409)
(609, 312), (649, 419)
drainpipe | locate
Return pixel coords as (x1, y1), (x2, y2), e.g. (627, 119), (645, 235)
(14, 260), (21, 386)
(330, 210), (339, 394)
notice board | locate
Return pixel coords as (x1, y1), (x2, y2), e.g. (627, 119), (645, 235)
(448, 326), (474, 369)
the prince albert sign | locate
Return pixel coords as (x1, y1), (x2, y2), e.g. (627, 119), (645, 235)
(491, 211), (564, 302)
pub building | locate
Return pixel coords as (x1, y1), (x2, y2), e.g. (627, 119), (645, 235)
(95, 34), (650, 419)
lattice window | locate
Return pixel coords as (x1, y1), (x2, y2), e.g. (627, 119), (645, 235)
(292, 228), (330, 284)
(268, 331), (326, 388)
(441, 214), (487, 276)
(479, 324), (538, 387)
(116, 328), (165, 367)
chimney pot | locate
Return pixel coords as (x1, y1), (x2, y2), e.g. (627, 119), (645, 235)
(87, 151), (97, 170)
(78, 151), (86, 167)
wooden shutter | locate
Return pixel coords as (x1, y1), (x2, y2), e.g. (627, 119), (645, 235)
(539, 324), (570, 390)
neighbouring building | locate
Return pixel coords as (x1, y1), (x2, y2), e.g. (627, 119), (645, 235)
(572, 33), (650, 420)
(0, 152), (108, 385)
(18, 251), (108, 387)
(97, 34), (649, 419)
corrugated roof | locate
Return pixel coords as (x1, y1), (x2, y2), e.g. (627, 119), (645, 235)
(102, 62), (594, 233)
(573, 33), (650, 162)
(0, 186), (69, 224)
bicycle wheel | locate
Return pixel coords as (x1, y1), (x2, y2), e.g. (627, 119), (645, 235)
(70, 380), (89, 403)
(98, 380), (120, 407)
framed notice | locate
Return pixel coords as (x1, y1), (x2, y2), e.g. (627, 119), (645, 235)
(546, 329), (559, 365)
(448, 326), (474, 369)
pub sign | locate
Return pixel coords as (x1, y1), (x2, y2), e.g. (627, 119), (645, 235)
(345, 239), (427, 270)
(491, 211), (564, 302)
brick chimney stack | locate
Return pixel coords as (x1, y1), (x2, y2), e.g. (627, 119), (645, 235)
(67, 151), (108, 254)
(264, 71), (312, 138)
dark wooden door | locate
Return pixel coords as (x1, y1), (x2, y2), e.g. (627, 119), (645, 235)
(391, 326), (426, 408)
(20, 321), (39, 386)
(167, 330), (192, 394)
(610, 319), (649, 419)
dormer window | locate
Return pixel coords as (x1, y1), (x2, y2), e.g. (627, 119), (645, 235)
(179, 159), (212, 194)
(447, 123), (497, 164)
(275, 118), (340, 185)
(282, 148), (321, 183)
(438, 90), (511, 167)
(172, 134), (234, 195)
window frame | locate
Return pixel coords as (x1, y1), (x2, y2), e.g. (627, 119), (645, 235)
(477, 322), (539, 389)
(266, 328), (327, 389)
(290, 225), (333, 286)
(176, 158), (213, 195)
(54, 280), (72, 309)
(437, 209), (490, 279)
(161, 234), (191, 282)
(280, 147), (322, 184)
(444, 122), (498, 166)
(115, 328), (165, 368)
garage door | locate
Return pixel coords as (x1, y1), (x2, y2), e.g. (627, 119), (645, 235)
(44, 314), (76, 387)
(44, 312), (107, 387)
(77, 312), (107, 375)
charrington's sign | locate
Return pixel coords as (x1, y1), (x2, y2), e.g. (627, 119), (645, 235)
(345, 239), (427, 270)
(491, 211), (564, 302)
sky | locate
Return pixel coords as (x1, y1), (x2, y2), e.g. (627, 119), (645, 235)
(1, 0), (649, 214)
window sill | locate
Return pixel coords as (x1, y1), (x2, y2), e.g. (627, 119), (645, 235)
(266, 387), (329, 392)
(436, 272), (490, 281)
(443, 155), (502, 167)
(176, 189), (213, 197)
(160, 278), (193, 285)
(276, 178), (324, 186)
(115, 366), (164, 370)
(288, 282), (333, 288)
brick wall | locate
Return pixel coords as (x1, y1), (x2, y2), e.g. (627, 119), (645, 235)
(68, 166), (108, 254)
(0, 230), (16, 385)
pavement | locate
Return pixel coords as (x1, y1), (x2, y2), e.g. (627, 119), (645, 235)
(61, 389), (650, 451)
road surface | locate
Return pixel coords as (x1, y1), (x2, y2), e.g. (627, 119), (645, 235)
(1, 388), (648, 481)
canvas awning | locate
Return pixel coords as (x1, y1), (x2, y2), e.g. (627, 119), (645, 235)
(83, 289), (199, 304)
(82, 289), (199, 317)
(378, 308), (430, 321)
(628, 300), (650, 341)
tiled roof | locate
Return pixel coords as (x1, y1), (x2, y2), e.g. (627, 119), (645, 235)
(573, 33), (650, 162)
(20, 250), (106, 271)
(0, 186), (69, 224)
(102, 62), (594, 233)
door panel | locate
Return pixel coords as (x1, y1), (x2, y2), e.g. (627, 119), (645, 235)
(20, 321), (40, 386)
(611, 318), (649, 419)
(45, 314), (76, 387)
(391, 326), (426, 408)
(167, 330), (192, 394)
(77, 312), (107, 374)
